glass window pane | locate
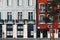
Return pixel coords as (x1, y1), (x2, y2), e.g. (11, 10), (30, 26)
(40, 15), (44, 22)
(28, 0), (33, 6)
(7, 12), (12, 20)
(18, 12), (22, 20)
(7, 0), (12, 6)
(58, 15), (60, 22)
(28, 12), (33, 20)
(18, 0), (22, 6)
(31, 31), (34, 35)
(40, 4), (45, 12)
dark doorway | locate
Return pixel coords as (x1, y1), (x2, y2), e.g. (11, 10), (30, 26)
(28, 24), (34, 38)
(37, 29), (40, 38)
(43, 30), (47, 38)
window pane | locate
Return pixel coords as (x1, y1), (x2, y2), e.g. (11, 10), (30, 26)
(28, 12), (33, 20)
(18, 0), (22, 6)
(40, 4), (45, 12)
(7, 0), (12, 6)
(7, 12), (12, 20)
(40, 15), (44, 22)
(28, 0), (33, 6)
(18, 12), (22, 20)
(7, 31), (13, 35)
(17, 31), (23, 35)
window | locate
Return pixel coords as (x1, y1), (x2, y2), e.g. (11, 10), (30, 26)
(17, 26), (23, 29)
(28, 0), (33, 6)
(40, 3), (45, 13)
(7, 12), (12, 20)
(28, 12), (33, 20)
(17, 24), (23, 38)
(31, 31), (34, 35)
(7, 0), (12, 6)
(0, 12), (1, 20)
(7, 25), (13, 31)
(6, 25), (13, 38)
(17, 0), (22, 6)
(17, 31), (23, 35)
(48, 14), (53, 22)
(7, 31), (13, 35)
(58, 15), (60, 22)
(40, 15), (44, 22)
(18, 12), (22, 20)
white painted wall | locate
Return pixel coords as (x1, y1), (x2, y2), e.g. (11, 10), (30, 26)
(23, 24), (27, 38)
(13, 25), (17, 38)
(34, 25), (36, 38)
(2, 25), (6, 38)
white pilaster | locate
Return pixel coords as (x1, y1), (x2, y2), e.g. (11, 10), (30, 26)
(47, 31), (50, 38)
(13, 25), (17, 38)
(40, 33), (43, 38)
(23, 24), (27, 38)
(2, 24), (6, 38)
(34, 25), (36, 38)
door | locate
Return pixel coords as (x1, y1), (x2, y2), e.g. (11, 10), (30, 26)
(28, 24), (34, 38)
(43, 30), (47, 38)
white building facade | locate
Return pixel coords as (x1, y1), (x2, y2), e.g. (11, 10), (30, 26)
(0, 0), (36, 38)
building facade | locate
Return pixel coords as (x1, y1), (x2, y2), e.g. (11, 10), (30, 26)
(36, 0), (60, 38)
(0, 0), (36, 38)
(0, 0), (60, 39)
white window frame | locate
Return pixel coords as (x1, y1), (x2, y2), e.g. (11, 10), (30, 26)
(18, 0), (22, 6)
(18, 12), (22, 20)
(7, 12), (12, 20)
(39, 3), (45, 13)
(28, 12), (33, 20)
(28, 0), (33, 6)
(7, 31), (13, 35)
(40, 14), (45, 24)
(17, 31), (23, 35)
(7, 0), (12, 6)
(17, 26), (23, 29)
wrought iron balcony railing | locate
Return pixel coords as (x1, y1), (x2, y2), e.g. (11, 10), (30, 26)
(16, 19), (24, 24)
(4, 19), (14, 24)
(27, 19), (36, 24)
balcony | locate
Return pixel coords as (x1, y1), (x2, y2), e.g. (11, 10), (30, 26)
(4, 20), (14, 24)
(16, 20), (24, 24)
(27, 20), (36, 24)
(0, 19), (4, 24)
